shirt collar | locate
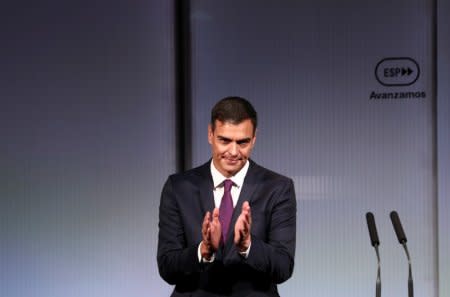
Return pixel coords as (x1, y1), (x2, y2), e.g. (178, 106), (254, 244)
(210, 160), (250, 189)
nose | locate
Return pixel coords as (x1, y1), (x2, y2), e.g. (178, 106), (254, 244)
(229, 142), (238, 156)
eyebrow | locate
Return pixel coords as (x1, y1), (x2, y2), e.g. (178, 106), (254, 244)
(217, 136), (252, 144)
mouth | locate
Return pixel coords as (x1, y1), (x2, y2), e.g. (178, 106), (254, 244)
(223, 157), (241, 165)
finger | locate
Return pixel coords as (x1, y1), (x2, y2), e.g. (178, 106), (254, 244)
(241, 201), (248, 211)
(241, 219), (249, 234)
(212, 207), (220, 222)
(202, 211), (210, 230)
(238, 210), (249, 225)
(234, 225), (241, 243)
(236, 216), (246, 236)
(202, 212), (208, 228)
(240, 228), (246, 239)
(241, 201), (250, 215)
(242, 202), (251, 226)
(244, 213), (251, 227)
(204, 211), (211, 222)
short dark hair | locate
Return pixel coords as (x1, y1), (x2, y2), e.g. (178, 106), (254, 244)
(210, 96), (258, 134)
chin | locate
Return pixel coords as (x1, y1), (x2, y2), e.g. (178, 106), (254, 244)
(224, 164), (244, 174)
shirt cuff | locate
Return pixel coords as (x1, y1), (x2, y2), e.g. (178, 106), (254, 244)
(198, 242), (215, 263)
(239, 241), (251, 258)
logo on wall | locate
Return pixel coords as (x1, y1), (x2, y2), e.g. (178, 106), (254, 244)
(370, 57), (426, 100)
(375, 57), (420, 86)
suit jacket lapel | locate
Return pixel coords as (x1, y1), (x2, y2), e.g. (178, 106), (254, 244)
(196, 161), (215, 214)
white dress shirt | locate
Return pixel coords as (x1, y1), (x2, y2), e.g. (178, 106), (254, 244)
(210, 159), (249, 208)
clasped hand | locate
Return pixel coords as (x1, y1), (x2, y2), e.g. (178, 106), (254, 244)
(201, 201), (252, 260)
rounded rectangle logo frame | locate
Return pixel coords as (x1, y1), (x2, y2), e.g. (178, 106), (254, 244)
(375, 57), (420, 87)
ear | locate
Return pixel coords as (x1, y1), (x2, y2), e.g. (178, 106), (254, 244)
(251, 128), (257, 146)
(208, 124), (213, 144)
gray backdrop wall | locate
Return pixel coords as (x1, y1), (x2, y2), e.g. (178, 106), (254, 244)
(190, 1), (435, 296)
(1, 1), (448, 297)
(1, 1), (176, 296)
(437, 0), (450, 296)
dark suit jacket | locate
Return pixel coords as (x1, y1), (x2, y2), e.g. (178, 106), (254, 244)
(157, 160), (296, 297)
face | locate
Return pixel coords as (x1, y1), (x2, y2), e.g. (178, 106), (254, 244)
(208, 119), (256, 177)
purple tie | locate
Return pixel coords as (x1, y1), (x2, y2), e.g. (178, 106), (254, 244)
(219, 179), (233, 243)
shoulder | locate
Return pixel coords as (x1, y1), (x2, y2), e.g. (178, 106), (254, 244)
(164, 161), (211, 187)
(247, 160), (296, 205)
(248, 160), (293, 185)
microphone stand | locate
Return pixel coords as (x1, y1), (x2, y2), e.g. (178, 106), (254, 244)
(390, 211), (414, 297)
(374, 244), (381, 297)
(401, 242), (414, 297)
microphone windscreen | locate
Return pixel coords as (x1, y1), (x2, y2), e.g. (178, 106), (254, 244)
(366, 212), (380, 247)
(390, 211), (407, 244)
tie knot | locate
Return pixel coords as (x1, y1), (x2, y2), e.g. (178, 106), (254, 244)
(223, 179), (233, 192)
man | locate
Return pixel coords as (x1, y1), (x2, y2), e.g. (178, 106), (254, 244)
(157, 97), (296, 296)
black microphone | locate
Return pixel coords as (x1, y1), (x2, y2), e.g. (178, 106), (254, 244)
(390, 211), (407, 244)
(366, 212), (380, 247)
(389, 210), (414, 297)
(365, 212), (381, 297)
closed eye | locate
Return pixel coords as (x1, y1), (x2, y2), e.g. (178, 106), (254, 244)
(217, 136), (252, 146)
(217, 136), (231, 144)
(237, 139), (251, 146)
